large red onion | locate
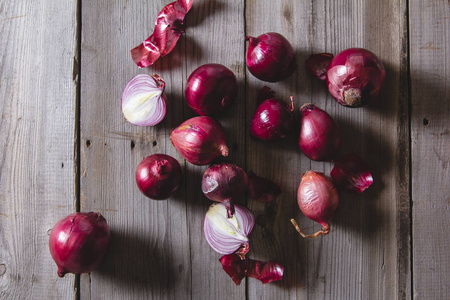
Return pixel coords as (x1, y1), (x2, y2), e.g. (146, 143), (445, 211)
(185, 64), (238, 116)
(250, 97), (295, 141)
(49, 212), (110, 277)
(327, 48), (385, 107)
(135, 154), (182, 200)
(245, 32), (297, 82)
(331, 153), (373, 193)
(170, 116), (229, 166)
(291, 171), (339, 238)
(202, 162), (248, 218)
(298, 103), (341, 161)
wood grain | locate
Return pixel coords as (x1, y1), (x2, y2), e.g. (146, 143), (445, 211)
(0, 0), (78, 299)
(410, 0), (450, 298)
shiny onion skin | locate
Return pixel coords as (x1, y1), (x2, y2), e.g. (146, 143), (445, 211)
(186, 64), (238, 116)
(202, 162), (248, 218)
(331, 153), (374, 193)
(245, 32), (297, 82)
(326, 48), (385, 107)
(298, 104), (341, 161)
(170, 116), (229, 166)
(305, 53), (334, 80)
(291, 171), (339, 238)
(49, 212), (110, 277)
(250, 97), (295, 141)
(135, 154), (182, 200)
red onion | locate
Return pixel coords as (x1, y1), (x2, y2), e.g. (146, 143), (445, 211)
(247, 171), (282, 203)
(331, 153), (373, 193)
(245, 32), (297, 82)
(219, 254), (284, 285)
(203, 203), (255, 258)
(121, 74), (167, 126)
(202, 162), (248, 218)
(327, 48), (385, 107)
(305, 53), (334, 80)
(298, 103), (341, 161)
(185, 64), (238, 116)
(291, 171), (339, 238)
(250, 97), (295, 141)
(170, 116), (229, 166)
(131, 0), (193, 67)
(49, 212), (110, 277)
(135, 154), (182, 200)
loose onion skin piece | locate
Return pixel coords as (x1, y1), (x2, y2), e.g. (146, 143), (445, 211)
(305, 53), (334, 80)
(326, 48), (385, 107)
(186, 64), (238, 116)
(49, 212), (110, 277)
(247, 171), (282, 203)
(291, 171), (339, 238)
(245, 32), (297, 82)
(331, 153), (374, 193)
(135, 154), (182, 200)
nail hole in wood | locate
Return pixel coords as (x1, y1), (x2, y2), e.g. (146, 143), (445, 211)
(152, 141), (157, 147)
(86, 140), (92, 147)
(61, 162), (64, 168)
(131, 140), (135, 149)
(423, 118), (430, 126)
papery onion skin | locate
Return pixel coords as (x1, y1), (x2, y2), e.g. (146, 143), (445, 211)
(331, 153), (374, 193)
(247, 171), (282, 203)
(326, 48), (385, 107)
(245, 32), (297, 82)
(170, 116), (229, 166)
(49, 212), (110, 277)
(121, 74), (167, 126)
(203, 203), (255, 258)
(250, 97), (295, 141)
(186, 64), (238, 116)
(202, 162), (248, 218)
(298, 103), (341, 162)
(135, 154), (182, 200)
(305, 53), (334, 80)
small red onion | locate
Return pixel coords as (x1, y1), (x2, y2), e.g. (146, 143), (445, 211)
(49, 212), (110, 277)
(202, 162), (248, 218)
(305, 53), (334, 80)
(135, 154), (182, 200)
(185, 64), (238, 116)
(170, 116), (229, 166)
(291, 171), (339, 238)
(331, 153), (374, 193)
(245, 32), (297, 82)
(121, 74), (167, 126)
(250, 97), (295, 141)
(219, 254), (284, 285)
(298, 103), (341, 161)
(327, 48), (385, 107)
(203, 203), (255, 258)
(247, 171), (282, 203)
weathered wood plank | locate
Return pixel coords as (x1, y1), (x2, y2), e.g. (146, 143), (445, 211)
(245, 0), (410, 299)
(0, 0), (78, 299)
(410, 0), (450, 298)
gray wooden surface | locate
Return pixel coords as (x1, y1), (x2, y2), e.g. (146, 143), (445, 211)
(0, 0), (448, 299)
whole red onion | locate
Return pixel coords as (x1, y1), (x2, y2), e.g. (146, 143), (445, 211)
(185, 64), (238, 116)
(298, 103), (341, 161)
(331, 153), (373, 193)
(291, 171), (339, 238)
(170, 116), (229, 166)
(245, 32), (297, 82)
(327, 48), (385, 107)
(250, 97), (295, 141)
(202, 162), (248, 218)
(49, 212), (110, 277)
(135, 154), (182, 200)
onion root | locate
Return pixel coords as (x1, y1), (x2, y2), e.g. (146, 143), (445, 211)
(290, 219), (330, 239)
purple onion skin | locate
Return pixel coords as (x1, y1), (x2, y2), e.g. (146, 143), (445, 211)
(49, 212), (110, 277)
(327, 48), (385, 107)
(135, 154), (182, 200)
(331, 153), (374, 193)
(186, 64), (238, 116)
(247, 171), (282, 203)
(299, 104), (341, 162)
(250, 98), (295, 141)
(305, 53), (334, 80)
(202, 162), (248, 217)
(170, 116), (229, 166)
(246, 33), (297, 82)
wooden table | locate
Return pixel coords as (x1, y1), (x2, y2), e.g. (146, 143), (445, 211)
(1, 0), (449, 299)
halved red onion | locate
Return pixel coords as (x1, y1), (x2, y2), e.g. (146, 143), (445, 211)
(331, 153), (373, 193)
